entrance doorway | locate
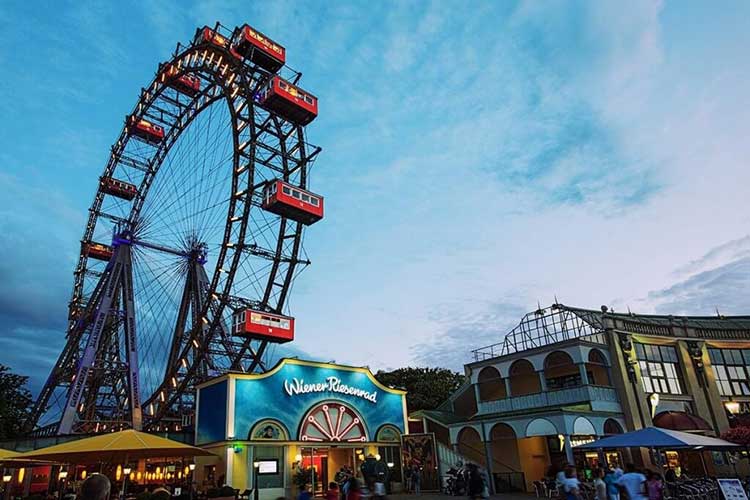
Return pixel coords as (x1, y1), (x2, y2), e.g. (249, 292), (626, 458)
(300, 447), (356, 495)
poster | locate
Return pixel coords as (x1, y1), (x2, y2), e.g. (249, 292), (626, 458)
(718, 479), (749, 500)
(402, 433), (439, 491)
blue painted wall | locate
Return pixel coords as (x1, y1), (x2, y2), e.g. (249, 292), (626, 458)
(195, 360), (406, 445)
(197, 380), (227, 444)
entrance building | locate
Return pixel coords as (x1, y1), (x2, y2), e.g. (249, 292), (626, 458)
(194, 359), (407, 499)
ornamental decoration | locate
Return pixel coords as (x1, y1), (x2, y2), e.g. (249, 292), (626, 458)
(299, 402), (367, 442)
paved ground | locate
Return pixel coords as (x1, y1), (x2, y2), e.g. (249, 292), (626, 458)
(387, 493), (533, 500)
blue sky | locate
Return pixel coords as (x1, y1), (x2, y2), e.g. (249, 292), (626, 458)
(1, 1), (750, 391)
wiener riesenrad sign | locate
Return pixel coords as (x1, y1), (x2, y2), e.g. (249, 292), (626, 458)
(283, 376), (378, 403)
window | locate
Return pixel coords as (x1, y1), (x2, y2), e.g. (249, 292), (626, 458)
(282, 186), (291, 195)
(635, 343), (683, 395)
(708, 348), (750, 396)
(279, 80), (287, 89)
(305, 95), (313, 104)
(292, 190), (300, 199)
(309, 197), (319, 206)
(232, 311), (245, 333)
(301, 193), (310, 202)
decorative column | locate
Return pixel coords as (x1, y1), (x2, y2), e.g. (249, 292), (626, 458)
(504, 378), (512, 397)
(578, 364), (590, 386)
(563, 434), (574, 464)
(481, 422), (496, 494)
(538, 371), (548, 392)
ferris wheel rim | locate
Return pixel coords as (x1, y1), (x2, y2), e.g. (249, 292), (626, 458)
(46, 24), (315, 429)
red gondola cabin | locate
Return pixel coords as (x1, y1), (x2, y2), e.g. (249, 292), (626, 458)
(258, 76), (318, 126)
(232, 308), (294, 343)
(162, 65), (201, 96)
(100, 177), (138, 201)
(85, 242), (113, 261)
(197, 27), (230, 50)
(262, 180), (323, 225)
(128, 116), (164, 145)
(232, 24), (285, 72)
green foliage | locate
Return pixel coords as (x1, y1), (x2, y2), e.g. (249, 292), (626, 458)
(0, 364), (33, 439)
(374, 367), (465, 412)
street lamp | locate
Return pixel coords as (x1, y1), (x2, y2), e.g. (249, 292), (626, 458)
(187, 464), (196, 500)
(252, 462), (260, 500)
(122, 467), (132, 499)
(58, 471), (69, 500)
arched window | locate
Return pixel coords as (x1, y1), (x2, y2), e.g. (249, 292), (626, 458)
(457, 427), (486, 467)
(477, 366), (506, 401)
(508, 359), (540, 396)
(586, 349), (611, 386)
(544, 351), (581, 389)
(603, 418), (623, 435)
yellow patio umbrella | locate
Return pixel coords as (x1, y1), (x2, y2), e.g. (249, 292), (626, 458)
(15, 429), (215, 464)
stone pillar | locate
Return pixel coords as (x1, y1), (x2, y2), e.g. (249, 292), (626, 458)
(538, 371), (548, 392)
(504, 378), (512, 397)
(693, 344), (731, 433)
(481, 422), (496, 494)
(578, 364), (590, 386)
(474, 383), (482, 407)
(563, 434), (574, 464)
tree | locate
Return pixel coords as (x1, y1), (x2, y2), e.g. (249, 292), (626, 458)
(374, 367), (465, 412)
(0, 364), (33, 440)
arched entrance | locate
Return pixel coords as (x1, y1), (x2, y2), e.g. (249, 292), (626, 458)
(603, 418), (623, 435)
(586, 349), (611, 386)
(478, 366), (506, 401)
(457, 426), (487, 467)
(509, 359), (540, 396)
(544, 351), (580, 390)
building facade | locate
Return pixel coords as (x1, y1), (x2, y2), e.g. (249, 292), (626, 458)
(193, 359), (408, 500)
(414, 304), (750, 492)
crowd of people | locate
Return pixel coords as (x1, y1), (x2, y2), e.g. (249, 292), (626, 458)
(551, 463), (671, 500)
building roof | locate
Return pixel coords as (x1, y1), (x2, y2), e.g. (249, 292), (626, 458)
(471, 303), (750, 362)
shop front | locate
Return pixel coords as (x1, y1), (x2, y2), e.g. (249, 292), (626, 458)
(195, 359), (407, 500)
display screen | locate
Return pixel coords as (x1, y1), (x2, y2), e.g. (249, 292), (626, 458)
(257, 460), (278, 475)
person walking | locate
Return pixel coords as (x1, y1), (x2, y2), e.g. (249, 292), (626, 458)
(346, 478), (361, 500)
(646, 473), (664, 500)
(616, 464), (646, 500)
(604, 468), (620, 500)
(593, 468), (607, 500)
(467, 464), (485, 500)
(562, 466), (582, 500)
(79, 474), (111, 500)
(412, 466), (422, 496)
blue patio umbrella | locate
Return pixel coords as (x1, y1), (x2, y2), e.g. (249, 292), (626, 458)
(574, 427), (739, 450)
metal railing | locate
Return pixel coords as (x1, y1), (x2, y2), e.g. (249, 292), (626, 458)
(477, 385), (620, 414)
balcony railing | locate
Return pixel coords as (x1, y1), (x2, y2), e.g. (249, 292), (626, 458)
(477, 385), (621, 415)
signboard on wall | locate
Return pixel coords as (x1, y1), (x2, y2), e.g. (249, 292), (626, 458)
(718, 479), (749, 500)
(402, 433), (439, 491)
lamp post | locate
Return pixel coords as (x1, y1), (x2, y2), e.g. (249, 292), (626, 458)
(188, 464), (196, 500)
(2, 473), (11, 500)
(252, 462), (259, 500)
(58, 470), (69, 500)
(122, 467), (132, 500)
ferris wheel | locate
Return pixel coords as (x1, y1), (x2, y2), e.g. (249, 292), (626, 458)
(29, 23), (323, 436)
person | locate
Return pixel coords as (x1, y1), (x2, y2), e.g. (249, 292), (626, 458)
(467, 464), (485, 500)
(298, 483), (312, 500)
(646, 472), (663, 500)
(79, 474), (111, 500)
(346, 478), (361, 500)
(556, 464), (571, 497)
(404, 466), (412, 494)
(593, 468), (607, 500)
(561, 466), (582, 500)
(326, 482), (340, 500)
(412, 465), (421, 496)
(663, 468), (676, 483)
(616, 464), (646, 500)
(604, 468), (620, 500)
